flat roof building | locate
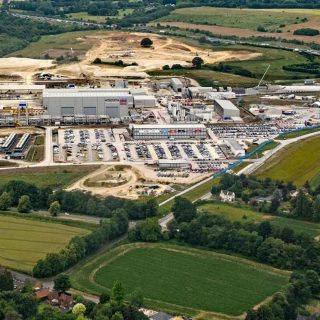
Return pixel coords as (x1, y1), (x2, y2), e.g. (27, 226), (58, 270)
(130, 124), (206, 140)
(214, 99), (240, 119)
(170, 78), (183, 93)
(43, 89), (132, 119)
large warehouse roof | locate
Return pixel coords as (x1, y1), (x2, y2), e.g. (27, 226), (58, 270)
(215, 99), (239, 111)
(43, 91), (132, 98)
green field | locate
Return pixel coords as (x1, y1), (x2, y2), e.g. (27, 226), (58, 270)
(255, 135), (320, 186)
(0, 165), (100, 188)
(10, 30), (104, 58)
(0, 215), (90, 272)
(199, 202), (320, 238)
(71, 243), (289, 317)
(67, 9), (134, 22)
(158, 7), (312, 31)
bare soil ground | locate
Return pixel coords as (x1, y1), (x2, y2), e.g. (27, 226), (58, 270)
(0, 31), (261, 83)
(155, 21), (320, 44)
(0, 57), (55, 84)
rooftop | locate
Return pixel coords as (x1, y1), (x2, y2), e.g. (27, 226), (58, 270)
(215, 99), (239, 111)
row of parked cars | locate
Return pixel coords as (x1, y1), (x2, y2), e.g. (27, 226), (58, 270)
(135, 143), (152, 159)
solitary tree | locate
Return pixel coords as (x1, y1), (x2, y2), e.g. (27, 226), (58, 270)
(54, 274), (71, 292)
(72, 303), (86, 317)
(192, 56), (204, 69)
(49, 201), (61, 217)
(111, 281), (125, 304)
(0, 192), (11, 211)
(17, 195), (31, 213)
(140, 38), (153, 48)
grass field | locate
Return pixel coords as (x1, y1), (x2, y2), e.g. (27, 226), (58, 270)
(199, 202), (320, 238)
(10, 30), (103, 58)
(255, 135), (320, 186)
(71, 243), (289, 317)
(0, 165), (100, 188)
(67, 9), (134, 22)
(0, 215), (89, 272)
(158, 7), (311, 31)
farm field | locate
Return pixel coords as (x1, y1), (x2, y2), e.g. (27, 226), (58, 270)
(67, 9), (134, 22)
(158, 7), (310, 31)
(156, 7), (320, 44)
(71, 243), (289, 317)
(198, 202), (320, 238)
(255, 135), (320, 187)
(0, 215), (90, 272)
(149, 39), (319, 84)
(0, 165), (100, 188)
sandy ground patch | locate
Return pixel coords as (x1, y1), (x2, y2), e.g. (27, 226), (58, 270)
(0, 57), (55, 84)
(1, 31), (262, 82)
(155, 22), (320, 45)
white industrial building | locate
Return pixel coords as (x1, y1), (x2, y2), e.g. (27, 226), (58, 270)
(188, 87), (213, 98)
(170, 78), (183, 93)
(42, 88), (157, 119)
(43, 89), (131, 118)
(214, 99), (240, 119)
(158, 159), (190, 169)
(130, 124), (207, 140)
(206, 91), (236, 100)
(134, 95), (157, 108)
(224, 139), (245, 157)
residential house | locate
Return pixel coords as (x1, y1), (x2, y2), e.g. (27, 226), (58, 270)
(219, 190), (236, 202)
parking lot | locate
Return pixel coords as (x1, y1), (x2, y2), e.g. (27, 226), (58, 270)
(54, 128), (119, 163)
(53, 128), (235, 174)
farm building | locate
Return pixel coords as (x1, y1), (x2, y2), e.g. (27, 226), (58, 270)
(170, 78), (183, 93)
(214, 99), (240, 118)
(130, 124), (207, 140)
(43, 88), (132, 119)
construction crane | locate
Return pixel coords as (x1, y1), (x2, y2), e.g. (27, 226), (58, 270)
(258, 64), (271, 87)
(70, 48), (96, 87)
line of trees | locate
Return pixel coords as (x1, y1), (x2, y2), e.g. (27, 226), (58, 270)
(33, 209), (129, 277)
(0, 180), (158, 220)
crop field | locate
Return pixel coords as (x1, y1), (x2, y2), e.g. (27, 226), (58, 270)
(158, 7), (309, 31)
(0, 165), (100, 188)
(0, 215), (90, 272)
(255, 135), (320, 187)
(199, 202), (320, 238)
(71, 243), (289, 317)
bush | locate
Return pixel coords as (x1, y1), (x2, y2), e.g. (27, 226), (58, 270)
(294, 28), (320, 36)
(140, 38), (153, 48)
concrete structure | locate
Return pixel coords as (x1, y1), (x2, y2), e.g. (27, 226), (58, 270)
(43, 89), (132, 119)
(214, 99), (240, 118)
(130, 124), (207, 140)
(134, 95), (157, 108)
(170, 78), (183, 93)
